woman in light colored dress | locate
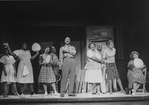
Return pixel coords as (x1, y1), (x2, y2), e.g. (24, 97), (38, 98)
(0, 48), (19, 97)
(38, 46), (58, 95)
(6, 42), (39, 95)
(127, 51), (146, 95)
(85, 43), (103, 94)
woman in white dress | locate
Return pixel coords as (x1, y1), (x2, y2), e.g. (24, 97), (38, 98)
(0, 48), (19, 97)
(85, 43), (103, 95)
(5, 42), (39, 95)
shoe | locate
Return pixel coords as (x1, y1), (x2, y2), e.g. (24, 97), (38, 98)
(14, 93), (20, 97)
(97, 92), (100, 95)
(54, 92), (59, 96)
(102, 92), (106, 94)
(68, 93), (76, 96)
(92, 92), (96, 95)
(44, 91), (48, 95)
(60, 93), (65, 97)
(120, 89), (126, 94)
(114, 88), (118, 92)
(132, 92), (136, 96)
(3, 94), (8, 97)
(31, 92), (35, 96)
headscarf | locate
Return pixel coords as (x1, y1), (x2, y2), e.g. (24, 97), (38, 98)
(106, 40), (113, 46)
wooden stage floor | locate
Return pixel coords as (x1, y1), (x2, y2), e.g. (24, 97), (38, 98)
(0, 92), (149, 105)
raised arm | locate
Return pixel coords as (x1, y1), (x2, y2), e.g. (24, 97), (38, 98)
(3, 42), (16, 57)
(31, 51), (39, 60)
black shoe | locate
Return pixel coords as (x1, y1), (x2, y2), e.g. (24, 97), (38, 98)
(68, 93), (76, 96)
(60, 93), (65, 97)
(92, 92), (96, 95)
(3, 94), (8, 97)
(31, 92), (35, 96)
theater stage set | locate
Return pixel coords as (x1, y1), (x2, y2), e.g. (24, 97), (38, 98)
(0, 92), (149, 105)
(1, 0), (149, 105)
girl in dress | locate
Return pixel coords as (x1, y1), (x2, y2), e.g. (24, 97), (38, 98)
(85, 43), (103, 95)
(38, 46), (59, 95)
(5, 42), (39, 96)
(0, 47), (19, 97)
(103, 40), (125, 94)
(127, 51), (146, 95)
(50, 46), (61, 91)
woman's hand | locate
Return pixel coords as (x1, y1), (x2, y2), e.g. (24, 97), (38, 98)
(36, 51), (39, 55)
(3, 42), (9, 48)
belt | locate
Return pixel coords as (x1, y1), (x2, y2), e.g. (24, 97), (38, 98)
(64, 56), (74, 59)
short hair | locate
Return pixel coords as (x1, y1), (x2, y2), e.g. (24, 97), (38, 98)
(88, 43), (96, 49)
(130, 51), (139, 60)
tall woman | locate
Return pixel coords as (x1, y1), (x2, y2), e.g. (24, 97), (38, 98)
(38, 46), (58, 95)
(0, 47), (19, 97)
(103, 40), (125, 94)
(127, 51), (146, 95)
(85, 43), (103, 95)
(5, 42), (39, 95)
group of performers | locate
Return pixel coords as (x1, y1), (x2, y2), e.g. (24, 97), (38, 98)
(0, 37), (147, 97)
(84, 40), (125, 95)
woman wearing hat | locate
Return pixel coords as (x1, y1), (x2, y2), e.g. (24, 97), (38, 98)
(103, 40), (125, 94)
(127, 51), (146, 95)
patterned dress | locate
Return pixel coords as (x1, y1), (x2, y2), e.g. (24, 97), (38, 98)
(38, 54), (56, 83)
(127, 60), (145, 89)
(13, 50), (33, 83)
(85, 49), (103, 83)
(0, 55), (16, 83)
(103, 48), (119, 80)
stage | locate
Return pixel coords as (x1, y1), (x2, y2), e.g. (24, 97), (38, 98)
(0, 92), (149, 105)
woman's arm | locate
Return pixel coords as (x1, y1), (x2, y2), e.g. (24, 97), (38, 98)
(90, 56), (103, 63)
(39, 55), (46, 65)
(31, 51), (39, 60)
(4, 42), (16, 57)
(2, 64), (7, 76)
